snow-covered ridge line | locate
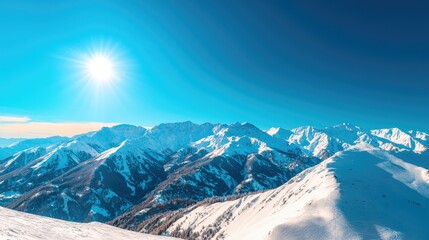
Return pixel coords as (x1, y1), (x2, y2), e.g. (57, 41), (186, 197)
(267, 123), (428, 157)
(2, 122), (427, 159)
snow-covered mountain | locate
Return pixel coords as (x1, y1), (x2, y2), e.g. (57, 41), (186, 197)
(0, 137), (25, 147)
(0, 206), (176, 240)
(10, 140), (167, 222)
(111, 123), (318, 229)
(268, 123), (428, 159)
(0, 140), (99, 205)
(0, 121), (427, 237)
(371, 128), (428, 152)
(0, 136), (67, 160)
(144, 145), (429, 240)
(5, 122), (317, 225)
(75, 124), (149, 152)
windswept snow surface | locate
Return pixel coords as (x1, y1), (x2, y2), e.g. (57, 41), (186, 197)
(0, 206), (175, 240)
(167, 145), (429, 240)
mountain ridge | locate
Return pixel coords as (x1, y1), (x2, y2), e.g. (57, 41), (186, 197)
(0, 121), (427, 236)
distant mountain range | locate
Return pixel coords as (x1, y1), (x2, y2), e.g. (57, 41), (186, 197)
(0, 121), (427, 239)
(0, 137), (25, 148)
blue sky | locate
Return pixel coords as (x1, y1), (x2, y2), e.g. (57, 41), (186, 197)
(0, 0), (428, 137)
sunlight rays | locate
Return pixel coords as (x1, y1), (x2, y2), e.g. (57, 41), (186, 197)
(62, 40), (131, 115)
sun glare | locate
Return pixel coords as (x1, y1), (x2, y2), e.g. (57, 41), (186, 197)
(64, 40), (130, 108)
(86, 54), (115, 82)
(67, 40), (127, 88)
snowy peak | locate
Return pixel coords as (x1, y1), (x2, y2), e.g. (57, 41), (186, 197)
(7, 136), (68, 148)
(284, 125), (428, 158)
(372, 128), (408, 141)
(0, 138), (25, 148)
(0, 147), (47, 174)
(192, 122), (291, 157)
(0, 136), (68, 160)
(287, 126), (337, 158)
(0, 139), (100, 205)
(149, 121), (215, 136)
(95, 139), (165, 163)
(266, 127), (281, 136)
(323, 123), (363, 143)
(289, 126), (319, 146)
(327, 122), (362, 132)
(372, 128), (428, 153)
(31, 140), (98, 171)
(76, 124), (147, 152)
(266, 127), (293, 140)
(202, 136), (273, 157)
(223, 122), (263, 137)
(409, 130), (429, 142)
(142, 121), (216, 152)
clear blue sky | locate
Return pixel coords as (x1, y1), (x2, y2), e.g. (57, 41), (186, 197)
(0, 0), (428, 134)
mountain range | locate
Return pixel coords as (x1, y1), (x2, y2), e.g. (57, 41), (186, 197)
(0, 121), (427, 239)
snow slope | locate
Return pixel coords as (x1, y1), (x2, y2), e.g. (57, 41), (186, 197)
(165, 145), (429, 240)
(0, 206), (175, 240)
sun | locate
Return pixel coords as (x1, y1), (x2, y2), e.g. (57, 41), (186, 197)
(66, 41), (127, 87)
(64, 40), (131, 109)
(85, 54), (115, 83)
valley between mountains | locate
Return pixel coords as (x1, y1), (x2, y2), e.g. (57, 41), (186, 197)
(0, 121), (428, 239)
